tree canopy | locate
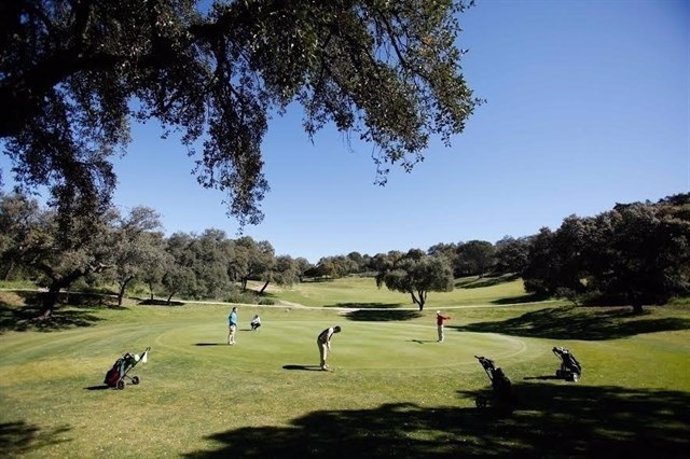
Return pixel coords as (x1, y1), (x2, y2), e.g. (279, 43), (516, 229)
(375, 249), (454, 310)
(0, 0), (479, 226)
(522, 194), (690, 313)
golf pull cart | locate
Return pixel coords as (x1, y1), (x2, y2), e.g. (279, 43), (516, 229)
(104, 347), (151, 390)
(474, 355), (514, 409)
(552, 346), (582, 382)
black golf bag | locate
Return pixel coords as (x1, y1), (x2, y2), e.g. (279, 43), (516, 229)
(552, 346), (582, 382)
(475, 355), (514, 408)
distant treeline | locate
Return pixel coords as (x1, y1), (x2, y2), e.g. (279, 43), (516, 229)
(1, 192), (688, 316)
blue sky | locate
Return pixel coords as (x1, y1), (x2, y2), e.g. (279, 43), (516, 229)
(3, 0), (690, 263)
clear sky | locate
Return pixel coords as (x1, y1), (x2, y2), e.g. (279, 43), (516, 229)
(3, 0), (690, 263)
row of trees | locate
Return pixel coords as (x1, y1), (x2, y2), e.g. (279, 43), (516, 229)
(316, 195), (690, 313)
(304, 237), (531, 281)
(0, 193), (310, 318)
(1, 192), (688, 316)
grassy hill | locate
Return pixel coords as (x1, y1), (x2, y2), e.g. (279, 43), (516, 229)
(1, 278), (689, 457)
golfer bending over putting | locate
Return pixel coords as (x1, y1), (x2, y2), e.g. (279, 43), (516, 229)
(317, 325), (341, 371)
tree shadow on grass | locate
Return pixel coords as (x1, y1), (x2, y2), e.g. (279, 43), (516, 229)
(345, 309), (422, 322)
(138, 298), (185, 306)
(11, 290), (120, 308)
(184, 384), (689, 458)
(0, 304), (103, 333)
(491, 293), (550, 305)
(455, 274), (519, 289)
(450, 306), (690, 340)
(0, 421), (72, 456)
(323, 302), (403, 309)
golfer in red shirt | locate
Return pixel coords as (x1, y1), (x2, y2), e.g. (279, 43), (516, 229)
(436, 311), (451, 342)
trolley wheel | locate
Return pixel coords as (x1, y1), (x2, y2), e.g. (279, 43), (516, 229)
(476, 397), (487, 408)
(572, 373), (579, 383)
(117, 380), (125, 390)
(132, 376), (140, 385)
(555, 370), (562, 378)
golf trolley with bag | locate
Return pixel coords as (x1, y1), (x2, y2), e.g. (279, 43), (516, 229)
(104, 347), (150, 390)
(474, 355), (514, 409)
(552, 346), (582, 382)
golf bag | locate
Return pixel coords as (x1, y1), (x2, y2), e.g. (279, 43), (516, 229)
(552, 346), (581, 382)
(475, 355), (514, 408)
(104, 347), (150, 390)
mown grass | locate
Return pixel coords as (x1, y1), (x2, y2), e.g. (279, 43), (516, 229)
(272, 275), (559, 309)
(1, 278), (689, 457)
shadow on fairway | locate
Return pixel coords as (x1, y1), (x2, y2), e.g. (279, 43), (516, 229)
(491, 293), (550, 305)
(323, 302), (403, 309)
(0, 304), (103, 333)
(282, 364), (323, 371)
(183, 384), (690, 458)
(450, 306), (690, 340)
(138, 298), (185, 306)
(0, 421), (72, 456)
(345, 310), (422, 322)
(455, 274), (519, 289)
(522, 375), (561, 381)
(84, 385), (110, 391)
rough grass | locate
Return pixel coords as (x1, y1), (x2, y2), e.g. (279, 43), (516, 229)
(1, 278), (689, 457)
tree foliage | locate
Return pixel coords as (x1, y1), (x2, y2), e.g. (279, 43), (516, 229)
(375, 249), (453, 310)
(493, 236), (531, 275)
(454, 239), (495, 277)
(522, 194), (690, 313)
(1, 193), (118, 317)
(108, 207), (163, 305)
(1, 0), (480, 226)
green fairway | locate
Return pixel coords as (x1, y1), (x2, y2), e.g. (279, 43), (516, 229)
(1, 279), (689, 457)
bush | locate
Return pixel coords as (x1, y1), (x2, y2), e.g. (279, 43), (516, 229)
(224, 291), (261, 305)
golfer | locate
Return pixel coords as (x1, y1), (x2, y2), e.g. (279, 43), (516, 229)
(317, 325), (341, 370)
(436, 310), (451, 342)
(227, 306), (238, 345)
(250, 314), (261, 331)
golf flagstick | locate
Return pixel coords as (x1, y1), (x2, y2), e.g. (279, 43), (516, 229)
(140, 347), (151, 364)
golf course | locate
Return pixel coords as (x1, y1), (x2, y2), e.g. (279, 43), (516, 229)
(1, 276), (689, 457)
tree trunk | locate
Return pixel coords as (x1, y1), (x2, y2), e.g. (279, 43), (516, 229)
(241, 278), (248, 291)
(2, 259), (15, 281)
(259, 280), (270, 294)
(39, 283), (63, 319)
(632, 301), (644, 315)
(409, 291), (424, 311)
(147, 281), (155, 300)
(117, 277), (133, 306)
(417, 290), (427, 311)
(34, 262), (111, 318)
(166, 291), (176, 305)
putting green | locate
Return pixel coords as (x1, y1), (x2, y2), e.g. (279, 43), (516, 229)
(144, 319), (529, 371)
(0, 311), (534, 385)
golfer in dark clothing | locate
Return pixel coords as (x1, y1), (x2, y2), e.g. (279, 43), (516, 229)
(317, 325), (341, 370)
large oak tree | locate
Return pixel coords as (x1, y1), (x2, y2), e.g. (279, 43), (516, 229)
(375, 249), (453, 311)
(1, 0), (479, 226)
